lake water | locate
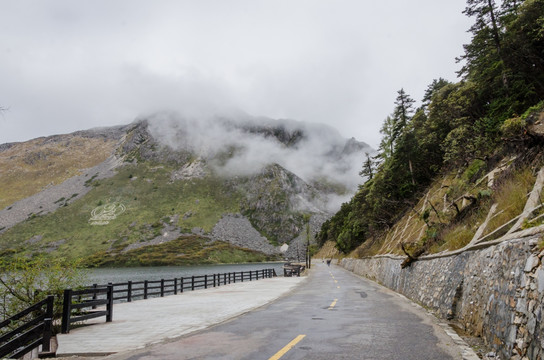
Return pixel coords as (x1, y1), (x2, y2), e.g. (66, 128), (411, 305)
(85, 262), (286, 285)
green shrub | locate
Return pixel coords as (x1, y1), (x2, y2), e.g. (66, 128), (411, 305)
(0, 257), (87, 334)
(500, 116), (526, 138)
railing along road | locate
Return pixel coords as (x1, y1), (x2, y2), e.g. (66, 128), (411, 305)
(0, 295), (54, 359)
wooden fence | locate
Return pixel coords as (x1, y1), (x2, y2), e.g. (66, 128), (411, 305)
(61, 285), (113, 334)
(0, 295), (54, 359)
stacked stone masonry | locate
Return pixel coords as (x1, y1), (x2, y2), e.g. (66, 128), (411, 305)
(340, 235), (544, 360)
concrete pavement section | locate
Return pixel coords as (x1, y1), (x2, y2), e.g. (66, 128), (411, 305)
(56, 276), (306, 356)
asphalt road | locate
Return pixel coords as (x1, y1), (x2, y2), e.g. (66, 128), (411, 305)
(106, 262), (462, 360)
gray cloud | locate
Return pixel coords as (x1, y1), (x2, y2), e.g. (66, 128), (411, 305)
(0, 0), (472, 149)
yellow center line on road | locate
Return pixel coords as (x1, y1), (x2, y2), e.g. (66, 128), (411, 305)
(328, 299), (338, 310)
(268, 335), (306, 360)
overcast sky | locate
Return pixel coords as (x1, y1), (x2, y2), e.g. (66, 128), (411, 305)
(0, 1), (472, 148)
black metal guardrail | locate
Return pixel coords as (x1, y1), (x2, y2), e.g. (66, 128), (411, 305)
(61, 285), (113, 334)
(0, 295), (54, 359)
(90, 268), (277, 303)
(60, 268), (276, 333)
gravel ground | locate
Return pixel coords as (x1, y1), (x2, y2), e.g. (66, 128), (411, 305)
(211, 213), (280, 255)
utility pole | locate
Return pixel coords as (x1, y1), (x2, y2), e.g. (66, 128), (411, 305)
(304, 214), (311, 269)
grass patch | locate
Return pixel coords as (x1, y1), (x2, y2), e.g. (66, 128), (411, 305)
(83, 236), (278, 267)
(523, 204), (544, 229)
(440, 225), (474, 250)
(462, 159), (486, 183)
(0, 162), (243, 261)
(482, 167), (535, 238)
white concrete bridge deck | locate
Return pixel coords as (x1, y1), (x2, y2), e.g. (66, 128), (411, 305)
(56, 276), (306, 357)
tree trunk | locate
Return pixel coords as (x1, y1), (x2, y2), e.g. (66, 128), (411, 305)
(487, 0), (509, 90)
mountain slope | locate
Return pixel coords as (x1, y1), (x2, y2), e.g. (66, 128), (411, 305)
(0, 115), (371, 264)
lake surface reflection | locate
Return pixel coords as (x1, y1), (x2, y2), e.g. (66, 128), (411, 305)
(85, 262), (286, 285)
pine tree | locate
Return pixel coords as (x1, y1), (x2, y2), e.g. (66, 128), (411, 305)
(359, 152), (374, 180)
(458, 0), (508, 91)
(378, 116), (394, 160)
(391, 89), (415, 145)
(422, 78), (451, 109)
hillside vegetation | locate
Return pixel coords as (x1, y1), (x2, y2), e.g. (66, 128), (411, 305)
(0, 117), (365, 265)
(0, 162), (242, 261)
(0, 135), (117, 209)
(317, 0), (544, 258)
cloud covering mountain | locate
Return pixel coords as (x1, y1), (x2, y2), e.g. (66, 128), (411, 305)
(146, 112), (372, 198)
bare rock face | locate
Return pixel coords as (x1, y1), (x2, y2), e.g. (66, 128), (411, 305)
(283, 212), (329, 260)
(121, 121), (192, 165)
(211, 214), (280, 255)
(171, 159), (208, 181)
(239, 164), (328, 245)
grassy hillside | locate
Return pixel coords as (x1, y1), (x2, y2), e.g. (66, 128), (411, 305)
(0, 161), (247, 263)
(0, 136), (117, 209)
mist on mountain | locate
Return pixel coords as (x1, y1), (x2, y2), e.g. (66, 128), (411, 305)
(146, 111), (372, 204)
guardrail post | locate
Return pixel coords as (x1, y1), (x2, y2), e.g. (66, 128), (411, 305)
(191, 276), (195, 291)
(224, 273), (227, 285)
(41, 295), (54, 353)
(213, 274), (216, 287)
(127, 281), (132, 302)
(174, 278), (178, 295)
(106, 285), (113, 322)
(144, 280), (148, 299)
(92, 283), (98, 309)
(61, 289), (72, 334)
(273, 269), (277, 277)
(181, 277), (184, 293)
(241, 271), (243, 282)
(250, 271), (253, 281)
(161, 279), (165, 297)
(204, 275), (208, 289)
(256, 270), (259, 280)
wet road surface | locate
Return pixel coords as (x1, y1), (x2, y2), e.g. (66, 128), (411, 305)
(105, 262), (462, 360)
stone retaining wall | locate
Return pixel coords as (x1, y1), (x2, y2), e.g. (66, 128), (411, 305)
(340, 235), (544, 360)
